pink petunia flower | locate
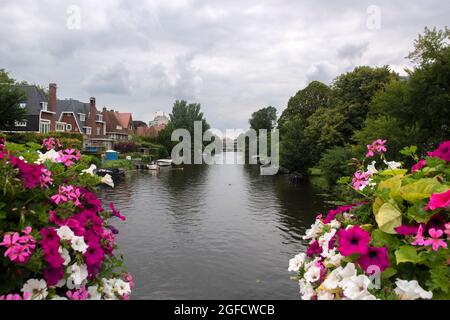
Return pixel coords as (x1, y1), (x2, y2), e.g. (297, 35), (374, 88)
(358, 246), (390, 273)
(395, 225), (419, 237)
(423, 228), (448, 252)
(352, 171), (372, 191)
(338, 226), (371, 256)
(426, 190), (450, 211)
(427, 141), (450, 163)
(366, 139), (387, 158)
(412, 224), (426, 246)
(411, 159), (426, 172)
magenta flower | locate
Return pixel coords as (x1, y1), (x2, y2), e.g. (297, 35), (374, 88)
(110, 203), (126, 221)
(0, 292), (31, 300)
(323, 202), (367, 224)
(395, 224), (419, 236)
(42, 138), (62, 151)
(426, 190), (450, 211)
(43, 266), (65, 286)
(411, 159), (426, 172)
(338, 226), (371, 256)
(428, 141), (450, 163)
(352, 171), (372, 191)
(0, 228), (36, 264)
(84, 244), (105, 266)
(366, 139), (387, 158)
(358, 246), (390, 272)
(412, 224), (426, 246)
(66, 285), (89, 300)
(123, 272), (135, 290)
(306, 240), (322, 257)
(423, 228), (448, 252)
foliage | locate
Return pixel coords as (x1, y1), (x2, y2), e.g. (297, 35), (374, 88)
(0, 69), (27, 130)
(102, 160), (133, 171)
(289, 139), (449, 300)
(249, 106), (278, 132)
(113, 141), (137, 154)
(0, 137), (133, 299)
(0, 132), (83, 151)
(318, 145), (358, 184)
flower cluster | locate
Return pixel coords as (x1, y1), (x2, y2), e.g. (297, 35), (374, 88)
(43, 138), (62, 151)
(289, 140), (449, 300)
(0, 137), (132, 300)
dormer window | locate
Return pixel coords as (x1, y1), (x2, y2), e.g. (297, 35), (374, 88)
(41, 102), (48, 111)
(96, 114), (103, 122)
(79, 113), (86, 121)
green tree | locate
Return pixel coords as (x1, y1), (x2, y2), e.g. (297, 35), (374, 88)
(278, 81), (332, 128)
(249, 106), (277, 132)
(332, 66), (399, 140)
(0, 69), (26, 130)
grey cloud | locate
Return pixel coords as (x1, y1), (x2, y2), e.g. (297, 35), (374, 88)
(0, 0), (449, 130)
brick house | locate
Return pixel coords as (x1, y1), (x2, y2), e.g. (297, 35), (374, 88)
(57, 97), (113, 151)
(10, 83), (58, 133)
(102, 109), (129, 143)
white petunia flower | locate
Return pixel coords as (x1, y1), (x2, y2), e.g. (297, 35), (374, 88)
(299, 279), (315, 300)
(102, 279), (117, 300)
(81, 164), (97, 176)
(52, 296), (68, 300)
(288, 253), (306, 273)
(367, 161), (379, 174)
(71, 236), (88, 253)
(68, 264), (88, 288)
(59, 247), (71, 266)
(101, 174), (115, 188)
(88, 285), (102, 300)
(35, 149), (60, 164)
(384, 160), (402, 170)
(317, 291), (335, 300)
(303, 219), (324, 241)
(21, 279), (48, 300)
(114, 279), (131, 296)
(303, 266), (322, 283)
(394, 279), (433, 300)
(341, 275), (373, 300)
(319, 229), (337, 258)
(56, 226), (75, 241)
(324, 250), (344, 267)
(329, 219), (341, 229)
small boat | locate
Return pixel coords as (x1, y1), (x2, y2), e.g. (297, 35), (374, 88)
(97, 168), (126, 181)
(157, 159), (173, 167)
(147, 163), (160, 171)
(260, 163), (279, 176)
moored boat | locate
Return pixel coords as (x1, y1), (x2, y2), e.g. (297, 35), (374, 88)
(157, 159), (173, 167)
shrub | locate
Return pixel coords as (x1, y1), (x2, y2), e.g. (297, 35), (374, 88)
(0, 137), (133, 300)
(318, 145), (358, 184)
(114, 141), (137, 154)
(289, 139), (449, 300)
(102, 160), (133, 171)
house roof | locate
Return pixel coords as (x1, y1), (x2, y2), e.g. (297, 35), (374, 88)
(13, 85), (48, 116)
(117, 113), (132, 128)
(56, 99), (90, 130)
(102, 110), (128, 134)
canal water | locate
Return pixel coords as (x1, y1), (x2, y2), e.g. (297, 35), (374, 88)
(98, 152), (327, 299)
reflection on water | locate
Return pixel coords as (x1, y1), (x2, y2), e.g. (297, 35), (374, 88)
(98, 153), (326, 299)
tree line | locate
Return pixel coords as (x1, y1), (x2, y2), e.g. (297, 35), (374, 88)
(250, 27), (450, 186)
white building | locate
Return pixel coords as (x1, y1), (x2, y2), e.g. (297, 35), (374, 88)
(149, 112), (169, 127)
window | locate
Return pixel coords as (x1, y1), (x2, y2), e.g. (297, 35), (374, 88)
(96, 114), (103, 122)
(41, 102), (48, 111)
(15, 121), (27, 127)
(79, 113), (86, 121)
(66, 124), (72, 131)
(84, 127), (92, 135)
(97, 127), (101, 135)
(56, 123), (66, 132)
(19, 103), (26, 109)
(39, 120), (50, 134)
(116, 125), (123, 130)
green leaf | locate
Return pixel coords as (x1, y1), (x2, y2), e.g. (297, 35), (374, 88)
(406, 201), (435, 224)
(378, 175), (403, 202)
(371, 229), (401, 248)
(381, 267), (398, 280)
(400, 178), (450, 202)
(395, 246), (423, 264)
(379, 169), (408, 176)
(374, 202), (403, 234)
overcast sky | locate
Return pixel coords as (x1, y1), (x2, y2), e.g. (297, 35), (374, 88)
(1, 0), (449, 131)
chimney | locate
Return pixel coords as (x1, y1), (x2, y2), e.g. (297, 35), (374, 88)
(103, 107), (107, 112)
(90, 97), (96, 108)
(48, 83), (57, 131)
